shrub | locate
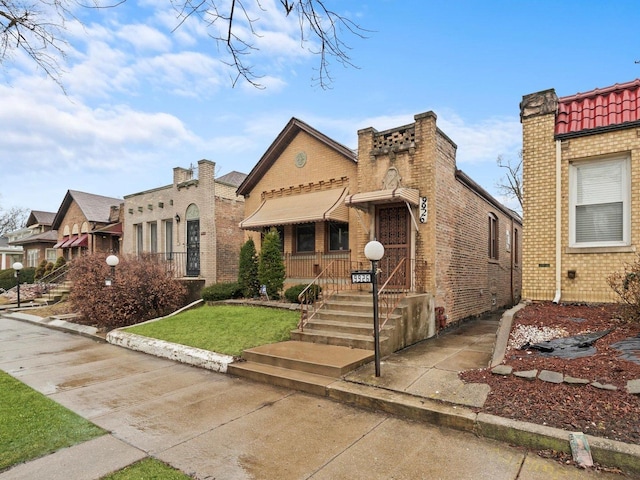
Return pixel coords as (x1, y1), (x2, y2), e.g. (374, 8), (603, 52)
(607, 258), (640, 322)
(54, 256), (66, 270)
(69, 253), (187, 330)
(0, 267), (36, 291)
(34, 260), (48, 280)
(237, 238), (260, 298)
(258, 228), (285, 300)
(201, 282), (243, 302)
(284, 284), (321, 304)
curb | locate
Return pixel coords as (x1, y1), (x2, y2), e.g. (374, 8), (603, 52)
(0, 312), (104, 341)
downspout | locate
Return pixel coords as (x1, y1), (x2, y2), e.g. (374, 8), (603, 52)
(553, 139), (562, 304)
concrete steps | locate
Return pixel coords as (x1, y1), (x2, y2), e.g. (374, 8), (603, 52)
(228, 341), (373, 395)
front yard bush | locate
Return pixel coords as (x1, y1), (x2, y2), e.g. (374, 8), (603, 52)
(201, 282), (243, 302)
(69, 254), (187, 330)
(0, 267), (36, 291)
(608, 256), (640, 322)
(258, 228), (285, 300)
(284, 284), (321, 304)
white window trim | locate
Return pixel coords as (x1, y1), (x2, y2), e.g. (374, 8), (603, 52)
(569, 156), (630, 248)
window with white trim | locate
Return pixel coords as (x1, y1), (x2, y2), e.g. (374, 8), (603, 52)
(569, 157), (630, 247)
(488, 213), (498, 260)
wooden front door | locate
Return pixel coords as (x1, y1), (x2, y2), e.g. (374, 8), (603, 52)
(376, 204), (410, 289)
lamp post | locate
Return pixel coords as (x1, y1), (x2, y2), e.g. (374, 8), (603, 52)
(12, 262), (23, 308)
(364, 240), (384, 377)
(105, 255), (119, 286)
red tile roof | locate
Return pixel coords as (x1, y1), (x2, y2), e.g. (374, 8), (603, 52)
(555, 79), (640, 136)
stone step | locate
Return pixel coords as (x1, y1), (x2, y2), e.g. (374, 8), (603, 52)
(305, 318), (392, 337)
(323, 299), (374, 313)
(290, 328), (389, 352)
(227, 362), (336, 396)
(240, 341), (373, 377)
(314, 308), (400, 325)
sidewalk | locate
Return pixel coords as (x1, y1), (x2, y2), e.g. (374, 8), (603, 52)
(2, 305), (640, 477)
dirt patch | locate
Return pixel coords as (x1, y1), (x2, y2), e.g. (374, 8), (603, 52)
(461, 302), (640, 445)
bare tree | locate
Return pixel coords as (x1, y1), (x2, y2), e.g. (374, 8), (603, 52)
(0, 204), (28, 236)
(495, 151), (523, 213)
(1, 0), (366, 88)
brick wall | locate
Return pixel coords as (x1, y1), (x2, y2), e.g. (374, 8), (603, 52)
(521, 89), (640, 303)
(123, 159), (245, 285)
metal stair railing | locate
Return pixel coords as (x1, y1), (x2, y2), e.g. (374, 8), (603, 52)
(37, 263), (70, 303)
(377, 258), (409, 332)
(297, 259), (359, 331)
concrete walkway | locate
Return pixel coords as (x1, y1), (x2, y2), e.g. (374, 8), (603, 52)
(1, 307), (639, 479)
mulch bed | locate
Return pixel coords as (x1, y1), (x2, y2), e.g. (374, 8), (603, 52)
(461, 301), (640, 446)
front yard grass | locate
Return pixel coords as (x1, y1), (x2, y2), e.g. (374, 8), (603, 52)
(101, 458), (192, 479)
(123, 305), (299, 356)
(0, 370), (106, 471)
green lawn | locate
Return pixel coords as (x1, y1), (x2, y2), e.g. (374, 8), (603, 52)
(101, 458), (192, 479)
(0, 371), (106, 471)
(124, 305), (299, 356)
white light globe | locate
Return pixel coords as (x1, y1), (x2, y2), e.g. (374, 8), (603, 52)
(364, 240), (385, 261)
(12, 262), (23, 271)
(106, 255), (120, 267)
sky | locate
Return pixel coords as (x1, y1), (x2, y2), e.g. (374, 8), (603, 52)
(2, 0), (640, 217)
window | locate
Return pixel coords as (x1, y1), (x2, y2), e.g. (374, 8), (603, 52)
(149, 222), (158, 253)
(27, 249), (39, 267)
(164, 220), (173, 260)
(295, 223), (315, 253)
(327, 222), (349, 252)
(488, 214), (498, 260)
(136, 224), (143, 254)
(46, 248), (57, 263)
(570, 157), (630, 247)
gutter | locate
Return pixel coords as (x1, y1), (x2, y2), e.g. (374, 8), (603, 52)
(553, 140), (562, 304)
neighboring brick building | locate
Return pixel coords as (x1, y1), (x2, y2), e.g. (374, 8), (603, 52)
(521, 79), (640, 303)
(122, 160), (246, 285)
(52, 191), (123, 260)
(238, 114), (522, 331)
(7, 211), (58, 267)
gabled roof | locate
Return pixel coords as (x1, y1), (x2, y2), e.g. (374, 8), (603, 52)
(52, 190), (123, 229)
(237, 117), (357, 196)
(26, 210), (56, 228)
(217, 171), (247, 188)
(10, 230), (58, 246)
(556, 79), (640, 137)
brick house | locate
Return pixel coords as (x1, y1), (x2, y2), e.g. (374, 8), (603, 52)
(122, 160), (246, 285)
(7, 211), (58, 267)
(521, 79), (640, 303)
(0, 236), (23, 270)
(52, 191), (123, 260)
(238, 114), (522, 337)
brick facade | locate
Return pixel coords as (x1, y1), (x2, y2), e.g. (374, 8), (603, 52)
(240, 114), (522, 328)
(123, 160), (245, 284)
(521, 87), (640, 303)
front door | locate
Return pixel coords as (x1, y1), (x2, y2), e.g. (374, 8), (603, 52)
(186, 220), (200, 277)
(376, 204), (410, 289)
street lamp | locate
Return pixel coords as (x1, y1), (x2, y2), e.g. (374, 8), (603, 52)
(12, 262), (23, 308)
(105, 255), (119, 286)
(364, 240), (384, 377)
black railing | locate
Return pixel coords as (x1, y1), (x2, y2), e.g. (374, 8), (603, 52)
(142, 252), (189, 278)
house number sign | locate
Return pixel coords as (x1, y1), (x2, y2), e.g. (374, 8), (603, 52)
(419, 197), (428, 223)
(351, 270), (373, 284)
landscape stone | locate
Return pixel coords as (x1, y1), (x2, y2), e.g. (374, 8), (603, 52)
(591, 382), (617, 391)
(513, 370), (537, 380)
(627, 379), (640, 395)
(564, 376), (590, 385)
(538, 370), (563, 384)
(491, 365), (512, 376)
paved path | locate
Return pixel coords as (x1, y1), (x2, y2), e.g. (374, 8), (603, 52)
(0, 317), (622, 479)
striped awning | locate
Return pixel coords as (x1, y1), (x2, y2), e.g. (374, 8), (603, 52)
(240, 187), (349, 230)
(344, 188), (420, 210)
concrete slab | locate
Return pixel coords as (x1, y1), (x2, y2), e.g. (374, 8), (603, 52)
(517, 452), (622, 480)
(0, 435), (145, 480)
(310, 417), (523, 480)
(405, 368), (491, 407)
(383, 344), (460, 368)
(344, 361), (428, 391)
(434, 349), (492, 371)
(158, 392), (384, 480)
